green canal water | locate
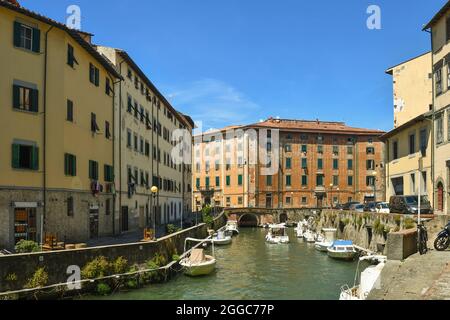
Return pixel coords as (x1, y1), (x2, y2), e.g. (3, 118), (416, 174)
(88, 228), (361, 300)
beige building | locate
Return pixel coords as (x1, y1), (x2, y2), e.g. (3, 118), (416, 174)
(385, 52), (432, 128)
(95, 47), (194, 234)
(424, 2), (450, 214)
(0, 1), (121, 250)
(382, 54), (434, 205)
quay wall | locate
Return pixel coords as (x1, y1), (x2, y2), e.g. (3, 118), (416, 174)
(0, 212), (227, 293)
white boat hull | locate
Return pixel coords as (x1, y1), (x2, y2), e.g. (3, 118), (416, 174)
(180, 256), (217, 276)
(266, 235), (290, 244)
(211, 236), (232, 246)
(327, 249), (356, 261)
(315, 242), (332, 252)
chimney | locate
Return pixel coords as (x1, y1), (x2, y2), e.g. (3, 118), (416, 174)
(5, 0), (20, 7)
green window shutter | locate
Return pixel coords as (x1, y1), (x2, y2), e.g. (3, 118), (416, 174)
(13, 21), (21, 47)
(95, 68), (99, 86)
(72, 155), (77, 176)
(13, 85), (20, 108)
(32, 28), (40, 53)
(89, 161), (93, 179)
(64, 154), (69, 175)
(31, 147), (39, 170)
(30, 89), (39, 112)
(12, 144), (20, 168)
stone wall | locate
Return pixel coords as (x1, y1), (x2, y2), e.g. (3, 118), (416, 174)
(0, 224), (208, 292)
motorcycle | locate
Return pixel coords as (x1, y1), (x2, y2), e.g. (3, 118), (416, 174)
(434, 222), (450, 251)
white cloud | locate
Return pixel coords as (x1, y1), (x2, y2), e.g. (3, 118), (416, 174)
(164, 78), (260, 131)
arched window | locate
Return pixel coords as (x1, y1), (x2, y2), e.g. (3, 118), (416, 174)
(437, 182), (444, 212)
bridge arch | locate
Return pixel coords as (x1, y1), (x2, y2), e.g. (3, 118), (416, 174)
(238, 213), (259, 227)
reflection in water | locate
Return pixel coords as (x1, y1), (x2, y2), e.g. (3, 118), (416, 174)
(88, 228), (358, 300)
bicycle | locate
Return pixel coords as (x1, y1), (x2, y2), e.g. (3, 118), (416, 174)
(417, 222), (428, 255)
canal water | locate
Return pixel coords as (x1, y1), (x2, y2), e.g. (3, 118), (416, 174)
(92, 228), (361, 300)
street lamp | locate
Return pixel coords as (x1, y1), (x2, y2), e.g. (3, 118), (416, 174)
(151, 186), (158, 240)
(329, 183), (334, 209)
(372, 171), (378, 203)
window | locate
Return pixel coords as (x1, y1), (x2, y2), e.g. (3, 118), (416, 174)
(286, 175), (292, 186)
(316, 174), (324, 186)
(67, 44), (78, 67)
(104, 165), (114, 182)
(366, 176), (375, 187)
(13, 84), (38, 112)
(409, 134), (415, 155)
(318, 145), (323, 154)
(140, 106), (145, 123)
(106, 78), (112, 96)
(301, 145), (307, 153)
(393, 141), (399, 160)
(127, 95), (133, 113)
(238, 197), (243, 205)
(215, 160), (220, 171)
(348, 159), (353, 170)
(333, 159), (339, 170)
(226, 176), (231, 186)
(286, 158), (292, 169)
(89, 63), (100, 86)
(420, 128), (428, 156)
(66, 100), (73, 122)
(332, 175), (338, 186)
(127, 130), (132, 148)
(266, 175), (272, 186)
(215, 176), (220, 187)
(196, 178), (200, 189)
(366, 147), (375, 155)
(127, 68), (132, 79)
(12, 143), (38, 170)
(436, 113), (444, 144)
(318, 159), (323, 170)
(348, 176), (353, 186)
(105, 121), (111, 139)
(301, 158), (307, 169)
(205, 177), (210, 189)
(286, 197), (291, 205)
(302, 175), (308, 186)
(238, 175), (243, 186)
(67, 197), (74, 217)
(302, 197), (307, 204)
(410, 173), (416, 194)
(134, 134), (138, 151)
(435, 67), (442, 96)
(367, 160), (375, 170)
(89, 160), (99, 180)
(64, 153), (77, 176)
(347, 146), (353, 155)
(333, 145), (339, 155)
(140, 137), (144, 154)
(285, 144), (292, 152)
(91, 113), (99, 133)
(145, 141), (150, 157)
(14, 22), (40, 52)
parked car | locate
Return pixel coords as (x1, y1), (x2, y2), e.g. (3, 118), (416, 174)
(375, 202), (390, 214)
(342, 202), (360, 210)
(334, 204), (344, 210)
(389, 195), (433, 215)
(364, 202), (381, 212)
(353, 204), (365, 213)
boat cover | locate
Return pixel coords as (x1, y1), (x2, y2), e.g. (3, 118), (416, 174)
(333, 240), (353, 246)
(190, 249), (206, 263)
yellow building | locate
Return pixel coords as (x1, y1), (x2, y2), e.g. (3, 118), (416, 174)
(382, 54), (434, 205)
(424, 2), (450, 214)
(0, 1), (121, 250)
(95, 47), (194, 234)
(385, 52), (432, 128)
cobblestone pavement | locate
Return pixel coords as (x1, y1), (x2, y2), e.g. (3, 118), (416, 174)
(369, 250), (450, 300)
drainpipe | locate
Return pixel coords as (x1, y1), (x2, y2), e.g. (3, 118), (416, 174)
(112, 74), (122, 236)
(117, 59), (125, 235)
(41, 26), (54, 248)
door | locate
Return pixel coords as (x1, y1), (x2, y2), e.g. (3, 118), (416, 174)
(317, 195), (324, 208)
(266, 194), (272, 208)
(89, 208), (99, 239)
(438, 183), (444, 212)
(14, 208), (37, 244)
(121, 206), (129, 232)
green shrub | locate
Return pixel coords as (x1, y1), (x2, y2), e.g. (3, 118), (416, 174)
(81, 256), (111, 279)
(144, 253), (167, 283)
(356, 216), (363, 227)
(5, 273), (17, 282)
(15, 240), (40, 253)
(112, 257), (128, 274)
(172, 254), (180, 262)
(404, 218), (416, 230)
(394, 215), (401, 226)
(166, 224), (181, 235)
(125, 279), (138, 289)
(24, 268), (48, 289)
(96, 282), (111, 296)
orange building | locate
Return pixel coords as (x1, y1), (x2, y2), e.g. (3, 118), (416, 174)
(193, 118), (385, 209)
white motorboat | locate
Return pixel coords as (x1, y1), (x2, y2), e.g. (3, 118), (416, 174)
(225, 220), (239, 235)
(327, 240), (357, 261)
(211, 231), (232, 246)
(340, 255), (387, 300)
(315, 228), (336, 252)
(266, 224), (290, 244)
(296, 227), (304, 238)
(303, 230), (316, 243)
(315, 233), (325, 242)
(180, 248), (217, 277)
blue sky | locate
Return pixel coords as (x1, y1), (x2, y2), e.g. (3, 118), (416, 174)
(21, 0), (446, 132)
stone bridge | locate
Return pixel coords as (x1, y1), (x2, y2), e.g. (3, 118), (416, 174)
(223, 208), (322, 227)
